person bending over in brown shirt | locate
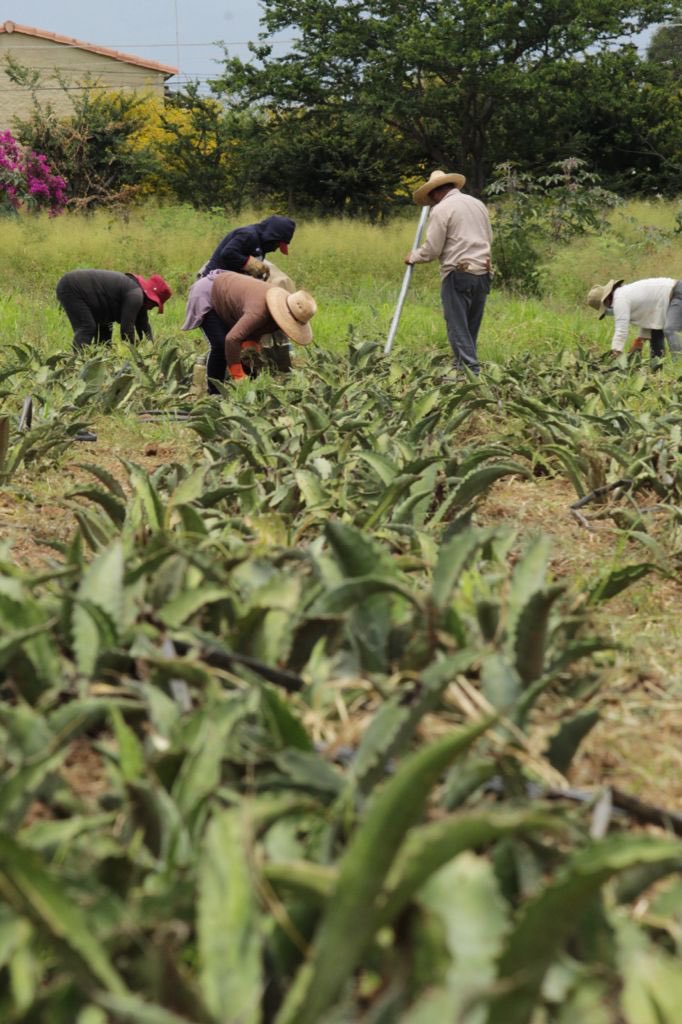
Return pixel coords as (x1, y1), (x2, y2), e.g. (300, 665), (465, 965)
(182, 271), (317, 392)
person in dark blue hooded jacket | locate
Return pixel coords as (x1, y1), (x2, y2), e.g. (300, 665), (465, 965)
(199, 215), (296, 280)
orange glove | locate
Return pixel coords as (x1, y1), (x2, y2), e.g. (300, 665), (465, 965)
(628, 337), (644, 353)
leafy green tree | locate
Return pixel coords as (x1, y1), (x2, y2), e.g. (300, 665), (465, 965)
(235, 105), (411, 218)
(648, 16), (682, 73)
(153, 84), (252, 211)
(216, 0), (678, 195)
(534, 48), (682, 195)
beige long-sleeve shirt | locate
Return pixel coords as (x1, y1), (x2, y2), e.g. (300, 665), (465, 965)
(409, 189), (492, 279)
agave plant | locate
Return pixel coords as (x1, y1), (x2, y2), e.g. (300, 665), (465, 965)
(0, 339), (680, 1023)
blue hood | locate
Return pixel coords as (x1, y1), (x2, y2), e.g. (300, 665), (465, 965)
(256, 215), (296, 253)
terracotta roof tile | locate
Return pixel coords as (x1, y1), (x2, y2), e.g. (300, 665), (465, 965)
(0, 20), (178, 77)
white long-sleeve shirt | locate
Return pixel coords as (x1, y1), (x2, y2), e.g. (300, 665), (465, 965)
(610, 278), (676, 352)
(409, 189), (492, 279)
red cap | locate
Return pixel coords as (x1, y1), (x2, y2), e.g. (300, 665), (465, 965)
(278, 242), (289, 255)
(131, 273), (172, 313)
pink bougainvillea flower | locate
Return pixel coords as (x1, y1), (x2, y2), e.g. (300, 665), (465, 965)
(0, 131), (68, 215)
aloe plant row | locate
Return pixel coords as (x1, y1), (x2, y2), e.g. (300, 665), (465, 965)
(0, 339), (680, 1022)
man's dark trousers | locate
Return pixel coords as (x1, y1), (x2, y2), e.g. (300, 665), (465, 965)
(440, 270), (490, 374)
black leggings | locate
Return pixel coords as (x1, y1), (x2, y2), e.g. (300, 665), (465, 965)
(56, 278), (113, 351)
(200, 310), (229, 393)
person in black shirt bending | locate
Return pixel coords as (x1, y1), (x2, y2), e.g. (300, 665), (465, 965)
(56, 270), (172, 351)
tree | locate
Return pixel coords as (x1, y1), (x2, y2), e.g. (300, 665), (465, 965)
(648, 17), (682, 73)
(215, 0), (678, 196)
(468, 42), (682, 196)
(486, 158), (620, 293)
(234, 105), (411, 218)
(149, 84), (252, 211)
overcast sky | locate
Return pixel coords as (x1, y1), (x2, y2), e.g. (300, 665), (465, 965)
(0, 1), (289, 87)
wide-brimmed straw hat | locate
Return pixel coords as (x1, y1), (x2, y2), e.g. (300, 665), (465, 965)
(587, 278), (624, 319)
(266, 287), (317, 346)
(413, 169), (466, 205)
(131, 273), (172, 313)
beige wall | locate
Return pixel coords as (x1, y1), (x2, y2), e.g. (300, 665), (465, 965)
(0, 34), (168, 128)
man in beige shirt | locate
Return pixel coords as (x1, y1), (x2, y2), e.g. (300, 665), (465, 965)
(405, 169), (492, 375)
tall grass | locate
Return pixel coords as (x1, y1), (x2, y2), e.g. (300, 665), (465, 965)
(545, 199), (682, 304)
(1, 198), (682, 362)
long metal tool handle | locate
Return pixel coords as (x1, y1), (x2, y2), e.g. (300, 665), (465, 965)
(384, 205), (430, 355)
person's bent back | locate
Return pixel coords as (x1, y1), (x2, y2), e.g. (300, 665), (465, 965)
(56, 269), (171, 351)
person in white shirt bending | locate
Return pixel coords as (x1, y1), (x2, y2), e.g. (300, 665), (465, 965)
(405, 169), (492, 376)
(587, 277), (682, 361)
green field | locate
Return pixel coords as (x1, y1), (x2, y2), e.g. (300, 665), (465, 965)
(0, 201), (680, 1023)
(1, 198), (677, 351)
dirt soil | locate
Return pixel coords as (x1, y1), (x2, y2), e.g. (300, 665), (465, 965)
(1, 416), (196, 569)
(478, 474), (682, 807)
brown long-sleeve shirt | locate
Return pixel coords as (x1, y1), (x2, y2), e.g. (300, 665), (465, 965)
(211, 272), (279, 345)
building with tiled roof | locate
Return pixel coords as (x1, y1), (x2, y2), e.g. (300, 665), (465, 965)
(0, 20), (178, 126)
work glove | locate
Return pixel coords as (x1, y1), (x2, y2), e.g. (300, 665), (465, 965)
(243, 257), (269, 280)
(628, 336), (644, 353)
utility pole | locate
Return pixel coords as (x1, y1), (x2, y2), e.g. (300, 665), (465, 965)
(174, 0), (181, 75)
